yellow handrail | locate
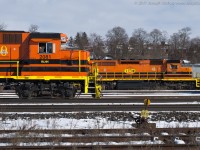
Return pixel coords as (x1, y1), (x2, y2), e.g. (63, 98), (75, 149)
(78, 51), (81, 72)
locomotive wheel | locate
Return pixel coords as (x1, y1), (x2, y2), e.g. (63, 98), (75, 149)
(60, 88), (66, 99)
(50, 90), (55, 98)
(27, 90), (33, 99)
(15, 83), (34, 99)
(65, 90), (73, 99)
(59, 89), (74, 99)
(15, 86), (23, 99)
(25, 83), (33, 99)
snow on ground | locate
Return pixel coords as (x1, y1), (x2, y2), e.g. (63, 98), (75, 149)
(0, 112), (200, 130)
(151, 120), (200, 128)
(1, 118), (131, 130)
(0, 112), (199, 146)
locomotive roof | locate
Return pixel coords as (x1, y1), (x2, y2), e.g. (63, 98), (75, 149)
(166, 60), (180, 63)
(30, 32), (60, 39)
(0, 30), (27, 33)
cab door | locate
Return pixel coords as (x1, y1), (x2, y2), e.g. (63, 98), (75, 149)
(0, 33), (22, 76)
(0, 45), (10, 76)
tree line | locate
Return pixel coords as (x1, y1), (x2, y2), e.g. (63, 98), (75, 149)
(71, 26), (200, 63)
(1, 23), (200, 63)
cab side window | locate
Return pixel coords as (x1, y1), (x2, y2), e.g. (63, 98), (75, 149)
(47, 43), (52, 53)
(170, 64), (178, 69)
(39, 43), (46, 53)
(38, 43), (53, 54)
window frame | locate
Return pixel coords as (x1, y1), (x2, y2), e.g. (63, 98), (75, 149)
(170, 64), (178, 69)
(38, 42), (54, 54)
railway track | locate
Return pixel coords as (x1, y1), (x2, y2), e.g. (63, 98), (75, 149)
(0, 103), (200, 112)
(0, 145), (199, 150)
(0, 128), (199, 149)
(0, 97), (200, 103)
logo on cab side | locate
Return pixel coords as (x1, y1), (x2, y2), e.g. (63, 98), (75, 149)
(124, 68), (136, 74)
(0, 46), (8, 56)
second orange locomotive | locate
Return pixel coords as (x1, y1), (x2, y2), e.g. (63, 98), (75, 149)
(92, 59), (199, 90)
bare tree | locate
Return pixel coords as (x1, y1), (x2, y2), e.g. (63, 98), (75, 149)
(106, 26), (129, 59)
(169, 33), (180, 59)
(149, 29), (167, 59)
(28, 24), (39, 32)
(89, 33), (105, 59)
(68, 37), (74, 47)
(188, 37), (200, 63)
(0, 23), (7, 31)
(178, 27), (191, 51)
(82, 32), (89, 49)
(74, 32), (82, 49)
(149, 29), (166, 45)
(129, 28), (149, 58)
(74, 32), (89, 50)
(169, 27), (191, 59)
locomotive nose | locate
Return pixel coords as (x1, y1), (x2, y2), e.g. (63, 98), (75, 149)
(60, 33), (68, 43)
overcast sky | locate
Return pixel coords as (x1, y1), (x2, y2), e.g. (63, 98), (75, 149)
(1, 0), (200, 38)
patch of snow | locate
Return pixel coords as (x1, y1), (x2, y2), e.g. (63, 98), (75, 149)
(161, 132), (169, 135)
(1, 114), (200, 130)
(150, 121), (200, 128)
(140, 133), (150, 136)
(174, 137), (185, 144)
(1, 118), (133, 130)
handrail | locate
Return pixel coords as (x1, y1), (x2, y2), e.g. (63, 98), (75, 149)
(78, 50), (81, 72)
(98, 71), (193, 81)
(99, 72), (167, 80)
(0, 61), (19, 78)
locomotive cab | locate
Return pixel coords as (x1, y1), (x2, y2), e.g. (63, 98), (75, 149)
(166, 60), (192, 75)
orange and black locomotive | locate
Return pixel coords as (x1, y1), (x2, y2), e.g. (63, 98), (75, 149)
(0, 31), (101, 98)
(92, 59), (200, 90)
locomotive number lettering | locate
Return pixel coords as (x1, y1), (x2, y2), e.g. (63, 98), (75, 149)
(41, 60), (49, 63)
(40, 55), (51, 59)
(40, 55), (50, 63)
(124, 69), (135, 74)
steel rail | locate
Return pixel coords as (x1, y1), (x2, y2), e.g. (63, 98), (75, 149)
(0, 135), (197, 144)
(0, 128), (199, 135)
(0, 97), (200, 103)
(0, 104), (199, 112)
(0, 144), (199, 150)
